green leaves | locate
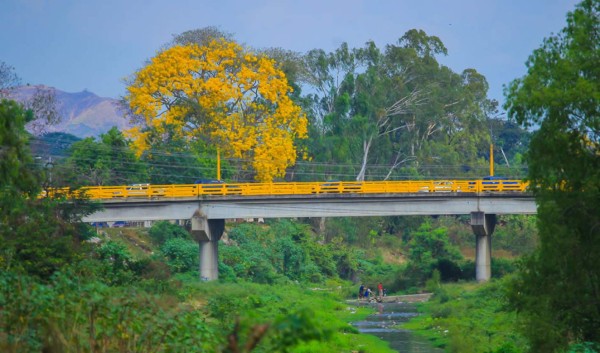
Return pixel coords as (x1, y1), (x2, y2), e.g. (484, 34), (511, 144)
(300, 29), (506, 181)
(0, 271), (219, 352)
(407, 221), (464, 284)
(148, 220), (191, 246)
(0, 99), (39, 196)
(63, 127), (148, 186)
(160, 238), (198, 273)
(504, 0), (600, 350)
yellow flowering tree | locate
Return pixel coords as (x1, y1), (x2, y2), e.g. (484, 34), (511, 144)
(125, 39), (308, 182)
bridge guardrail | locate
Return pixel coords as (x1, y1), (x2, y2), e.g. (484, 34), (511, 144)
(40, 180), (529, 200)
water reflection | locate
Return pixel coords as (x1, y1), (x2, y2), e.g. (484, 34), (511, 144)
(353, 302), (444, 353)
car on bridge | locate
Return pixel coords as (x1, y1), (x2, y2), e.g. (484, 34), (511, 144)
(113, 183), (165, 197)
(418, 181), (459, 193)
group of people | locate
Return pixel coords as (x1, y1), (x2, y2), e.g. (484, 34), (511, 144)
(358, 282), (386, 302)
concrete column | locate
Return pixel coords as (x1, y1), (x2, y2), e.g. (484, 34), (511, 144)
(470, 212), (496, 282)
(191, 216), (225, 281)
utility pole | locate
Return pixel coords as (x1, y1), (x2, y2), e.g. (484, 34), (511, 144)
(216, 147), (221, 180)
(46, 156), (54, 185)
(489, 144), (494, 177)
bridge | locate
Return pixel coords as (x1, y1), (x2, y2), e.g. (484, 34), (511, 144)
(76, 180), (535, 282)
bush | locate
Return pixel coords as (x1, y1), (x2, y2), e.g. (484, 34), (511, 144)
(491, 258), (517, 278)
(94, 240), (135, 285)
(160, 238), (198, 273)
(0, 270), (220, 352)
(148, 220), (190, 245)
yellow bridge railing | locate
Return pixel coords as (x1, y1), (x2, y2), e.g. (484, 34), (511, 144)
(45, 180), (529, 200)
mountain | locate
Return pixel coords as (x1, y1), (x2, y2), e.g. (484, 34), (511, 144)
(10, 85), (131, 138)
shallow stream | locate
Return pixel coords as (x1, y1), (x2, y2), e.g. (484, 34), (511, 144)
(352, 301), (444, 353)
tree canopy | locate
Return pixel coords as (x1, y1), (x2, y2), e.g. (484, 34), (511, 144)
(505, 0), (600, 350)
(297, 30), (501, 181)
(125, 38), (308, 182)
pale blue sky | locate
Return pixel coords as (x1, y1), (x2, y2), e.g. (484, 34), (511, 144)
(1, 0), (578, 108)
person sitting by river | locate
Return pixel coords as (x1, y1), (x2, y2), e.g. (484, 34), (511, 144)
(364, 287), (371, 300)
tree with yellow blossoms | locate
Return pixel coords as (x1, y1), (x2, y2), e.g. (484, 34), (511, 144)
(125, 38), (308, 182)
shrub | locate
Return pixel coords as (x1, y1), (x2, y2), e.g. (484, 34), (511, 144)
(160, 238), (198, 273)
(148, 220), (190, 245)
(94, 240), (135, 285)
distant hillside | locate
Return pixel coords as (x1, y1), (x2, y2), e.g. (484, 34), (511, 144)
(10, 85), (130, 137)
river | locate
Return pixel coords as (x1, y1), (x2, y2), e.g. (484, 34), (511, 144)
(352, 300), (444, 353)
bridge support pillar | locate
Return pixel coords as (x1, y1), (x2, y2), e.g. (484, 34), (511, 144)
(471, 212), (496, 282)
(191, 216), (225, 281)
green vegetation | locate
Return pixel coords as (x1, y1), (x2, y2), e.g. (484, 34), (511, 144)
(504, 0), (600, 351)
(0, 96), (531, 348)
(402, 3), (600, 352)
(0, 269), (398, 353)
(3, 1), (599, 351)
(403, 279), (527, 353)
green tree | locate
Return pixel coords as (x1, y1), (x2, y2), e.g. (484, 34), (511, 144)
(505, 1), (600, 350)
(0, 99), (94, 278)
(160, 238), (198, 273)
(140, 131), (227, 184)
(300, 30), (496, 181)
(95, 240), (136, 285)
(0, 99), (39, 195)
(148, 220), (191, 245)
(62, 127), (147, 186)
(407, 221), (463, 284)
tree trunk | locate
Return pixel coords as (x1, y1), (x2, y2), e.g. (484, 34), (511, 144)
(356, 136), (373, 181)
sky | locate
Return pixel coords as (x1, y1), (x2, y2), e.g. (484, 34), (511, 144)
(1, 0), (579, 109)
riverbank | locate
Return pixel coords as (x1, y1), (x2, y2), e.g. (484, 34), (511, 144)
(347, 292), (433, 305)
(401, 280), (527, 352)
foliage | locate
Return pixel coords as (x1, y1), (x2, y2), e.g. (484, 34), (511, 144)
(60, 127), (148, 186)
(0, 99), (39, 196)
(0, 269), (398, 353)
(567, 342), (600, 353)
(181, 280), (396, 353)
(140, 135), (229, 184)
(148, 220), (191, 245)
(0, 99), (96, 279)
(125, 38), (308, 182)
(94, 240), (136, 285)
(160, 238), (199, 273)
(403, 279), (527, 353)
(219, 220), (364, 285)
(406, 221), (463, 284)
(0, 270), (219, 353)
(489, 215), (537, 256)
(298, 29), (505, 181)
(504, 0), (600, 350)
